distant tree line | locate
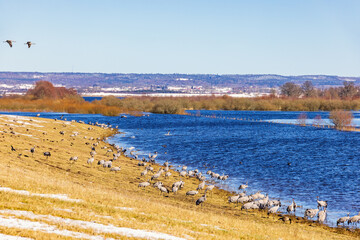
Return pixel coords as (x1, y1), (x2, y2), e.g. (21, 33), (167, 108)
(2, 80), (360, 117)
(280, 81), (359, 99)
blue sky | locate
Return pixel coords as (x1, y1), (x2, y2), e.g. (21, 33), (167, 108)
(0, 0), (359, 76)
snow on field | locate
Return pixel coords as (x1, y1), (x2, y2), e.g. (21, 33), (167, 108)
(0, 187), (83, 203)
(114, 206), (134, 211)
(0, 210), (186, 240)
(0, 215), (109, 240)
(0, 233), (33, 240)
(0, 115), (47, 123)
(53, 208), (74, 213)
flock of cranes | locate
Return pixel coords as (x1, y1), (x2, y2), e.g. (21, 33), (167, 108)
(3, 40), (35, 48)
(6, 115), (358, 230)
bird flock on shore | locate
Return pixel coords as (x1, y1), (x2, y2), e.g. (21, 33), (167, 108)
(5, 115), (359, 229)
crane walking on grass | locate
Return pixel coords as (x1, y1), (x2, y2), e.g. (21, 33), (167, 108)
(196, 192), (207, 207)
(30, 146), (35, 157)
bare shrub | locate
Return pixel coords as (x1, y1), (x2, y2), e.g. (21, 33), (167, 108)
(296, 113), (307, 126)
(329, 110), (353, 130)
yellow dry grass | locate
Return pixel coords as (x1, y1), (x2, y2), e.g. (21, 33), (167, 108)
(0, 114), (358, 240)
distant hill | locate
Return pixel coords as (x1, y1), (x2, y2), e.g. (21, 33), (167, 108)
(0, 72), (359, 89)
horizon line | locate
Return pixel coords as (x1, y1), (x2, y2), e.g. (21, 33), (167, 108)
(0, 71), (359, 78)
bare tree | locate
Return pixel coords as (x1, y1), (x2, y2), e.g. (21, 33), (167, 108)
(296, 113), (307, 126)
(302, 81), (317, 97)
(329, 110), (353, 130)
(313, 115), (323, 127)
(339, 81), (358, 99)
(280, 82), (302, 98)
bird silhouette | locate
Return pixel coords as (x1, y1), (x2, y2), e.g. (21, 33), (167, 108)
(24, 41), (35, 48)
(4, 40), (15, 48)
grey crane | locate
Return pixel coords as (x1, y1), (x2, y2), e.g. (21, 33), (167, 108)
(337, 213), (350, 226)
(205, 185), (215, 196)
(287, 199), (297, 214)
(251, 191), (265, 200)
(11, 145), (16, 152)
(151, 172), (161, 181)
(97, 160), (105, 165)
(87, 157), (94, 164)
(196, 193), (207, 207)
(268, 199), (281, 207)
(197, 181), (206, 191)
(267, 205), (280, 215)
(43, 151), (51, 159)
(318, 209), (326, 224)
(228, 194), (240, 204)
(304, 208), (319, 219)
(278, 216), (292, 224)
(138, 180), (150, 188)
(316, 196), (327, 209)
(172, 180), (185, 190)
(153, 181), (163, 188)
(159, 185), (169, 196)
(25, 41), (35, 48)
(103, 160), (112, 168)
(241, 202), (259, 210)
(172, 185), (178, 194)
(141, 169), (148, 176)
(237, 195), (253, 204)
(238, 181), (248, 191)
(348, 212), (360, 225)
(186, 190), (198, 196)
(110, 166), (121, 173)
(30, 146), (35, 157)
(4, 40), (15, 47)
(179, 170), (187, 178)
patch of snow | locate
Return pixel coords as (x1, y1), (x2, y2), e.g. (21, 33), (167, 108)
(115, 207), (134, 211)
(1, 210), (186, 240)
(94, 215), (113, 219)
(200, 224), (225, 231)
(0, 187), (83, 203)
(0, 233), (33, 240)
(15, 133), (39, 140)
(53, 208), (74, 213)
(0, 215), (109, 240)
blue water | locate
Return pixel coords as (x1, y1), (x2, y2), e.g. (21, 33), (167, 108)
(83, 97), (104, 102)
(82, 96), (124, 102)
(2, 110), (360, 227)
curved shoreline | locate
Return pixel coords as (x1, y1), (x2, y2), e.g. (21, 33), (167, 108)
(0, 113), (358, 239)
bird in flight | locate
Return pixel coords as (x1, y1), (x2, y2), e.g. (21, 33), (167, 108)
(25, 41), (35, 48)
(4, 40), (15, 47)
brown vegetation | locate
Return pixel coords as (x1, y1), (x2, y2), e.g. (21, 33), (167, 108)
(296, 113), (307, 126)
(0, 81), (122, 116)
(96, 95), (360, 112)
(26, 81), (78, 100)
(2, 80), (360, 115)
(329, 110), (353, 130)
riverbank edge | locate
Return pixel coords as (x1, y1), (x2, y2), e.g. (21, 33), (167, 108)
(0, 113), (358, 239)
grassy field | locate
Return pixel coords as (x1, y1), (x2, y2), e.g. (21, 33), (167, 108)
(0, 114), (358, 240)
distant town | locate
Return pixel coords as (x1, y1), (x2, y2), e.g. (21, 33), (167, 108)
(0, 72), (359, 97)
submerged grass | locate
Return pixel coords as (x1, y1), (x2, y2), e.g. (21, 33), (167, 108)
(0, 114), (358, 239)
